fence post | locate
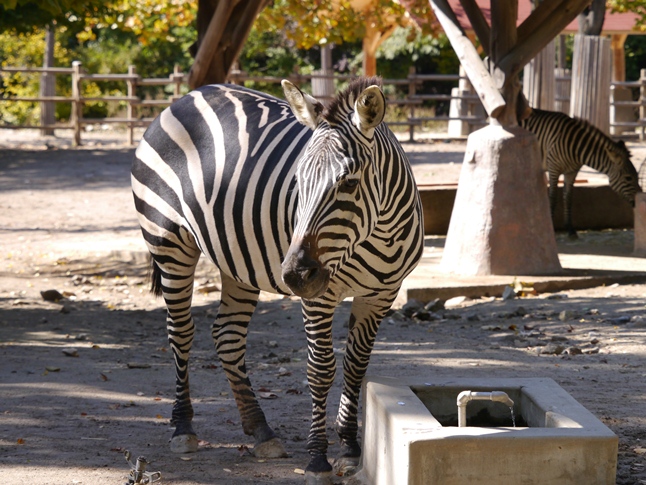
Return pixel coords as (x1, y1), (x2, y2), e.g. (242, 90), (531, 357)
(408, 67), (416, 142)
(639, 69), (646, 141)
(40, 24), (56, 136)
(127, 65), (137, 146)
(171, 64), (183, 102)
(71, 61), (82, 147)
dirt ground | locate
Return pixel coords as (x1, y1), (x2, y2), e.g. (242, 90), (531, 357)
(1, 131), (646, 485)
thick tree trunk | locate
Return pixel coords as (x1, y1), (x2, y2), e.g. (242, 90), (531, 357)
(188, 0), (266, 88)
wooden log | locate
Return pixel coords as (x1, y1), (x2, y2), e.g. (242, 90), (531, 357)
(570, 34), (611, 134)
(430, 0), (506, 118)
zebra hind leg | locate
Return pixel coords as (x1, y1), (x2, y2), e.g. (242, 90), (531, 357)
(151, 250), (202, 454)
(212, 274), (288, 458)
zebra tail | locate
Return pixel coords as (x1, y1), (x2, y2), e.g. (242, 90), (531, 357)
(149, 257), (163, 297)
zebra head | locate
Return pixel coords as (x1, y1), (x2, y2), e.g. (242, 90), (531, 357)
(606, 140), (641, 206)
(280, 78), (387, 299)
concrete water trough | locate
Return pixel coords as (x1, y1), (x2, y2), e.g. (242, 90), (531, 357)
(356, 376), (618, 485)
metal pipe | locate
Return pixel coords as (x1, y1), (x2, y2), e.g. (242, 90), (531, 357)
(457, 390), (514, 427)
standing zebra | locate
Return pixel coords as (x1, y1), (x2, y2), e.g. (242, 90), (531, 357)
(131, 77), (424, 484)
(521, 108), (641, 238)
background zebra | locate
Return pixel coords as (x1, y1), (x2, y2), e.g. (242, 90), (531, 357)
(521, 108), (641, 238)
(131, 77), (423, 483)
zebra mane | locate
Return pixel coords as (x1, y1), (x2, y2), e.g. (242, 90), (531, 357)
(324, 76), (383, 125)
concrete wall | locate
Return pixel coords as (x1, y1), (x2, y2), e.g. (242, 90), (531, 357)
(420, 185), (634, 235)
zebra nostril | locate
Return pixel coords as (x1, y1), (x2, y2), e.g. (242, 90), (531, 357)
(302, 266), (319, 282)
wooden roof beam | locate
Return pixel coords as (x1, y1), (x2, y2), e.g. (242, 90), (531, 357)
(458, 0), (491, 55)
(430, 0), (506, 118)
(499, 0), (592, 78)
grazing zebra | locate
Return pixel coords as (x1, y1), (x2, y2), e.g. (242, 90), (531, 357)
(521, 108), (641, 238)
(131, 77), (424, 483)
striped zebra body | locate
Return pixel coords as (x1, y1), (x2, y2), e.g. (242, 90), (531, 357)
(131, 78), (424, 482)
(521, 108), (640, 238)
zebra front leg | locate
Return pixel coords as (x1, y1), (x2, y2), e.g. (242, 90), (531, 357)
(563, 172), (578, 239)
(212, 274), (287, 458)
(301, 296), (338, 484)
(333, 292), (397, 477)
(155, 256), (201, 454)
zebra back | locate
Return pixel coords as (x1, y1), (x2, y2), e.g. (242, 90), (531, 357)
(522, 108), (640, 204)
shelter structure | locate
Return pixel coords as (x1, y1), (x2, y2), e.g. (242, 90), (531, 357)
(444, 0), (642, 135)
(430, 0), (592, 276)
(448, 0), (640, 82)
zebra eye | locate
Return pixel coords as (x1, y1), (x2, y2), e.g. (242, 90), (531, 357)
(339, 177), (359, 192)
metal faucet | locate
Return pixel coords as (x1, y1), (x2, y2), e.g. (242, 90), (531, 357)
(457, 390), (514, 427)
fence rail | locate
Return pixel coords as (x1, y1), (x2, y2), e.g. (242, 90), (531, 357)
(2, 62), (646, 145)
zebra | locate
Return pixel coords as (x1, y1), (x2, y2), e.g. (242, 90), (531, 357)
(131, 77), (424, 483)
(521, 108), (641, 238)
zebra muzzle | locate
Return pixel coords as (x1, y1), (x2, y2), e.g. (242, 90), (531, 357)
(281, 242), (330, 299)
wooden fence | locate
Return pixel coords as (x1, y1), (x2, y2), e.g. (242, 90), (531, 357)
(2, 62), (646, 145)
(0, 63), (486, 145)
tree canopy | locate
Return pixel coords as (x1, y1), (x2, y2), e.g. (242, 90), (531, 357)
(608, 0), (646, 31)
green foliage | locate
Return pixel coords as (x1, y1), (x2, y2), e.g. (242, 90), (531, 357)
(0, 1), (111, 34)
(625, 35), (646, 81)
(377, 27), (458, 79)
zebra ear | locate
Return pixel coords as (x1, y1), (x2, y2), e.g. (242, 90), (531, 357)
(353, 85), (386, 131)
(282, 80), (323, 130)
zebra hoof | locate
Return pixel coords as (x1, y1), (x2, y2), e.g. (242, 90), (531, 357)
(304, 470), (334, 485)
(333, 455), (360, 476)
(170, 434), (198, 453)
(253, 437), (288, 458)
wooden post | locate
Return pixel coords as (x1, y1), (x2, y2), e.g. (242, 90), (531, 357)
(523, 40), (555, 110)
(408, 67), (416, 142)
(126, 65), (136, 146)
(570, 34), (611, 134)
(554, 67), (571, 114)
(71, 61), (82, 147)
(611, 34), (627, 83)
(640, 69), (646, 141)
(40, 24), (56, 136)
(171, 64), (183, 102)
(609, 34), (631, 136)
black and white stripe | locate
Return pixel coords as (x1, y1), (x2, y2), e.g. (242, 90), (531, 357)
(522, 108), (641, 238)
(131, 77), (423, 481)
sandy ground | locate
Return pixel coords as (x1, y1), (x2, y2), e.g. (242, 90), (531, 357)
(1, 129), (646, 484)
